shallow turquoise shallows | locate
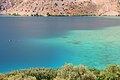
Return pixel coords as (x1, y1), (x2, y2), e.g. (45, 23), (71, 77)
(0, 16), (120, 72)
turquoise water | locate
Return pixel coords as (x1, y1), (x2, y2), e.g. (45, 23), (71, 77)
(0, 16), (120, 72)
(28, 26), (120, 69)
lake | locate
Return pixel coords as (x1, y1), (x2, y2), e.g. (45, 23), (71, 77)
(0, 16), (120, 72)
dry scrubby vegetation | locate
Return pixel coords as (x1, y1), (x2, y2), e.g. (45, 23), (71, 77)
(0, 64), (120, 80)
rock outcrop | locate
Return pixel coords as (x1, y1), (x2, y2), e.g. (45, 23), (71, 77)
(0, 0), (120, 16)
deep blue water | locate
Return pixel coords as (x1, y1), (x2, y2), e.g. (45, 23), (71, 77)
(0, 16), (120, 72)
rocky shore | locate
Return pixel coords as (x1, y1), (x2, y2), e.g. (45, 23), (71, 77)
(0, 0), (120, 16)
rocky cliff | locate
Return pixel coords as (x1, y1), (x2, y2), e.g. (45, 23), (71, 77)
(0, 0), (120, 16)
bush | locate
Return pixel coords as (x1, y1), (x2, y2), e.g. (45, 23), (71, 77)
(0, 64), (120, 80)
(97, 64), (120, 80)
(12, 13), (20, 16)
(7, 73), (37, 80)
(0, 74), (7, 80)
(6, 68), (57, 80)
(56, 64), (96, 80)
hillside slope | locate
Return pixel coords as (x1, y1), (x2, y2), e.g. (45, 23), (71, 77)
(0, 0), (120, 16)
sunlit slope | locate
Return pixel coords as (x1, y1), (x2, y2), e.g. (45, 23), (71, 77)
(0, 0), (120, 16)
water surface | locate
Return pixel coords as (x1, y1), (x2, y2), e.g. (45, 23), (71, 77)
(0, 16), (120, 72)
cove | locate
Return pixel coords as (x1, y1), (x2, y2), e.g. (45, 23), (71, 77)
(0, 16), (120, 72)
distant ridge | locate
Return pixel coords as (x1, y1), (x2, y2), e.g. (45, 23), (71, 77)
(0, 0), (120, 16)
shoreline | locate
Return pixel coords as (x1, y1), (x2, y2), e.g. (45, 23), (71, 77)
(0, 14), (120, 19)
(1, 13), (120, 17)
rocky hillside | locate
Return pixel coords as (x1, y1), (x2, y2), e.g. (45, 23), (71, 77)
(0, 0), (120, 16)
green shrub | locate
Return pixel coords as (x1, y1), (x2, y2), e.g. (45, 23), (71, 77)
(12, 13), (20, 16)
(1, 64), (120, 80)
(6, 68), (57, 80)
(7, 73), (37, 80)
(0, 74), (7, 80)
(56, 64), (96, 80)
(97, 64), (120, 80)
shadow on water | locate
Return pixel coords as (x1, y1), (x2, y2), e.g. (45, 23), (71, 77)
(0, 16), (120, 39)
